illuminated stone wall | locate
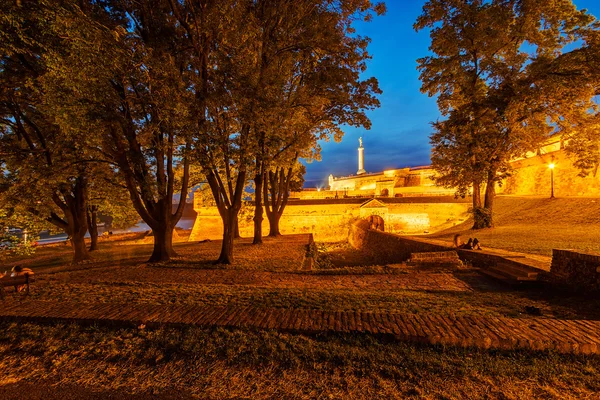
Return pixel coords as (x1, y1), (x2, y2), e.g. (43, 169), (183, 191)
(501, 148), (600, 197)
(189, 200), (470, 242)
(324, 166), (456, 198)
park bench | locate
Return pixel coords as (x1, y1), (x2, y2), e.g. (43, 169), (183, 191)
(0, 270), (35, 299)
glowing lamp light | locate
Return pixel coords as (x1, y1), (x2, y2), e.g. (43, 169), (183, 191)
(548, 162), (555, 198)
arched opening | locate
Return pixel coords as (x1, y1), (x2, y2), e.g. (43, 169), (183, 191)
(380, 188), (389, 197)
(367, 215), (385, 232)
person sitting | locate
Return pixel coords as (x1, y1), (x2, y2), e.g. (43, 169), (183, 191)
(453, 234), (482, 250)
(453, 234), (463, 248)
(10, 265), (34, 292)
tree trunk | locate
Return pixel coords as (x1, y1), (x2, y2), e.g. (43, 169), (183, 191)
(265, 167), (293, 237)
(70, 229), (89, 263)
(217, 208), (237, 264)
(253, 173), (264, 244)
(149, 222), (175, 262)
(234, 217), (241, 239)
(65, 175), (91, 263)
(472, 181), (482, 209)
(267, 212), (281, 236)
(472, 180), (487, 229)
(87, 205), (99, 251)
(483, 176), (496, 228)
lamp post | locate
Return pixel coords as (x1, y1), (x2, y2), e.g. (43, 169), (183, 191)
(549, 163), (555, 199)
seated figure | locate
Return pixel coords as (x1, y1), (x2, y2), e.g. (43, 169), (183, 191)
(453, 234), (482, 250)
(9, 265), (34, 292)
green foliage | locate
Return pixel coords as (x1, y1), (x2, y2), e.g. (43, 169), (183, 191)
(1, 0), (383, 262)
(0, 208), (40, 260)
(416, 0), (597, 228)
(471, 206), (493, 230)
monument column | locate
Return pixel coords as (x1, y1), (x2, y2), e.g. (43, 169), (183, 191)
(357, 137), (366, 175)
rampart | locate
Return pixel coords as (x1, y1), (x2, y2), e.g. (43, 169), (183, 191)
(189, 197), (470, 242)
(501, 147), (600, 197)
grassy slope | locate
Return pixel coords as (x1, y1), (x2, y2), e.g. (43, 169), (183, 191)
(428, 196), (600, 256)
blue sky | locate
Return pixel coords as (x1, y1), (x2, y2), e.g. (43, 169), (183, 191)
(302, 0), (600, 188)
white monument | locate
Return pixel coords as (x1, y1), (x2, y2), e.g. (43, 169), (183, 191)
(357, 137), (366, 175)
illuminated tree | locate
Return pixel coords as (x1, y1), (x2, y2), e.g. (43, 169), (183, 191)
(39, 1), (194, 262)
(416, 0), (595, 228)
(243, 0), (383, 244)
(0, 1), (93, 262)
(264, 159), (305, 237)
(169, 0), (383, 262)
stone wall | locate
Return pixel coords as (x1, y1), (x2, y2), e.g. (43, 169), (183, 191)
(550, 249), (600, 292)
(348, 220), (449, 264)
(347, 220), (544, 271)
(190, 200), (470, 242)
(501, 148), (600, 197)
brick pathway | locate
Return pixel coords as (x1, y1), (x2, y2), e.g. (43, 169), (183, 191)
(1, 301), (599, 355)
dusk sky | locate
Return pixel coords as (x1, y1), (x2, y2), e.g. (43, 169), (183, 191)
(303, 0), (600, 188)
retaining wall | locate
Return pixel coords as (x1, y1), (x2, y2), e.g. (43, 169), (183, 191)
(550, 249), (600, 292)
(348, 220), (545, 271)
(347, 220), (449, 264)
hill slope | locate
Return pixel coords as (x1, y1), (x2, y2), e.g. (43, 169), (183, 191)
(428, 196), (600, 256)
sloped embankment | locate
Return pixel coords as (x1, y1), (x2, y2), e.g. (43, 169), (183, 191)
(428, 196), (600, 256)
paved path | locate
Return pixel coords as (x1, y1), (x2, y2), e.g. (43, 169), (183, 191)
(1, 301), (599, 355)
(424, 237), (552, 271)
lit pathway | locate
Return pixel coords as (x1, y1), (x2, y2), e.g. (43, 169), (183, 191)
(1, 301), (599, 355)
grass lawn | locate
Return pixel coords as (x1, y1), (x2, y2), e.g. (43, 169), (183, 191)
(427, 196), (600, 256)
(1, 322), (599, 399)
(1, 232), (599, 398)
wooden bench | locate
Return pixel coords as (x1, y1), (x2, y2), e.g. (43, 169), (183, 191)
(0, 273), (35, 299)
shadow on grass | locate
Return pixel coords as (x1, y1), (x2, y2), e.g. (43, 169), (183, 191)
(452, 271), (600, 320)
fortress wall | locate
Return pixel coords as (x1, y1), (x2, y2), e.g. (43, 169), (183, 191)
(189, 202), (470, 242)
(503, 149), (600, 197)
(291, 189), (380, 199)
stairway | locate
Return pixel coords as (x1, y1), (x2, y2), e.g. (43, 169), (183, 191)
(479, 261), (541, 284)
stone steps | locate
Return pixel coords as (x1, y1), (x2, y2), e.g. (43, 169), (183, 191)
(480, 262), (540, 283)
(406, 251), (463, 269)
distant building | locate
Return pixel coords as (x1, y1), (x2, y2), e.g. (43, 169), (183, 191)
(294, 138), (455, 200)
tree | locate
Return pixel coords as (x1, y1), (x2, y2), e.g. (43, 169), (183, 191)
(264, 159), (305, 236)
(168, 0), (383, 262)
(546, 24), (600, 175)
(39, 1), (194, 262)
(416, 0), (595, 228)
(243, 0), (384, 244)
(0, 1), (94, 263)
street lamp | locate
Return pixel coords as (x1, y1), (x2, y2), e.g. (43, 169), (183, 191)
(548, 163), (555, 199)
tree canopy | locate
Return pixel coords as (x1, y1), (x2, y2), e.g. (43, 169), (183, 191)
(0, 0), (383, 264)
(416, 0), (597, 228)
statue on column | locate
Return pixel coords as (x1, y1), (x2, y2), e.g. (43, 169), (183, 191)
(357, 136), (366, 175)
